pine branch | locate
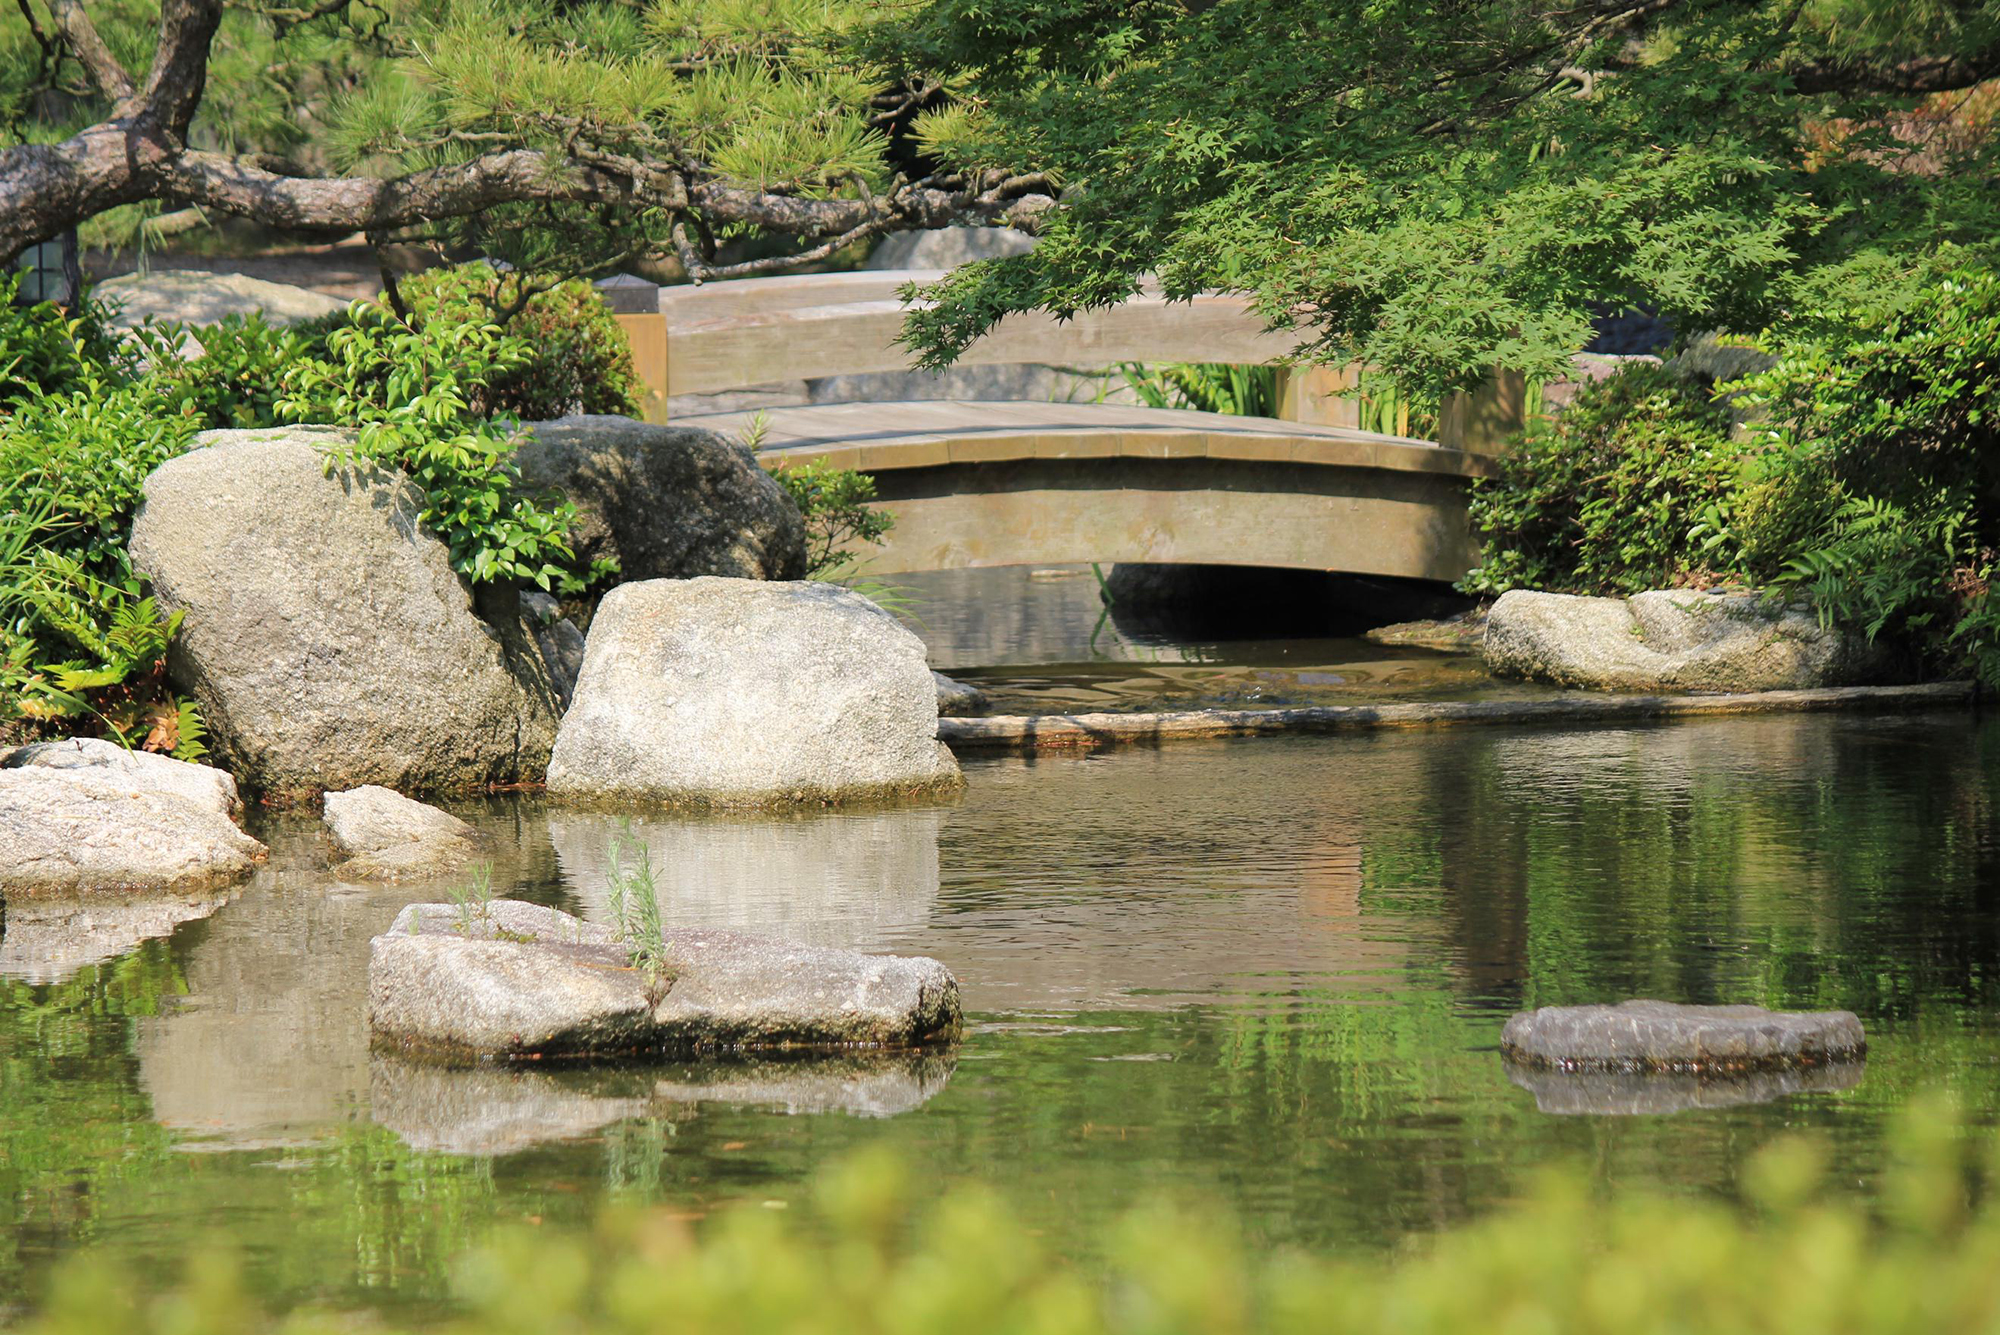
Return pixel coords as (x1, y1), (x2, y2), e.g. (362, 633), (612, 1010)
(41, 0), (136, 108)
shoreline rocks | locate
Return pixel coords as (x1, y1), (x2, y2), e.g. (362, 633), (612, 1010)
(0, 765), (267, 900)
(130, 429), (563, 798)
(933, 670), (988, 717)
(1484, 588), (1893, 692)
(1, 736), (242, 818)
(1500, 1000), (1866, 1073)
(323, 786), (483, 881)
(546, 577), (963, 809)
(368, 899), (963, 1061)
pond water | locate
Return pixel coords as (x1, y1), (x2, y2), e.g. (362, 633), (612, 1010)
(3, 704), (1997, 1318)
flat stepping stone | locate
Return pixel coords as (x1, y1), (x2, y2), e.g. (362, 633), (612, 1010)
(368, 899), (962, 1061)
(1500, 999), (1865, 1073)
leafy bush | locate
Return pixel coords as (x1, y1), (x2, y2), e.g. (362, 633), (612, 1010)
(0, 388), (206, 753)
(1715, 272), (2000, 681)
(19, 1099), (2000, 1335)
(1460, 363), (1740, 597)
(0, 276), (125, 411)
(767, 456), (894, 578)
(396, 262), (643, 421)
(130, 313), (321, 430)
(278, 303), (587, 592)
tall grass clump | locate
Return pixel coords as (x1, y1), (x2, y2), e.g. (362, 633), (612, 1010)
(605, 836), (670, 980)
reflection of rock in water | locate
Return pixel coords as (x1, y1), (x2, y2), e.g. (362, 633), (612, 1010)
(546, 807), (941, 950)
(1505, 1059), (1864, 1116)
(0, 892), (234, 984)
(652, 1052), (956, 1118)
(373, 1051), (955, 1154)
(134, 808), (563, 1150)
(370, 1057), (657, 1155)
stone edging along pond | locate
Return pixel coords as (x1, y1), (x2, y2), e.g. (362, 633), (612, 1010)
(936, 681), (1978, 753)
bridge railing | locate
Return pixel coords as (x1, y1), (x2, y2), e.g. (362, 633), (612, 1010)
(600, 272), (1525, 453)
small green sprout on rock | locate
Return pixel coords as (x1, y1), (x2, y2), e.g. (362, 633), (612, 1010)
(605, 836), (675, 990)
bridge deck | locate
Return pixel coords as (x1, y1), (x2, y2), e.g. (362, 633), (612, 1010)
(678, 400), (1499, 480)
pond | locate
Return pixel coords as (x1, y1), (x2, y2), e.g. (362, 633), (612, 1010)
(1, 584), (1996, 1320)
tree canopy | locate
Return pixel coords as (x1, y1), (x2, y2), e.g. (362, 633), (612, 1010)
(887, 0), (1999, 395)
(1, 0), (1994, 393)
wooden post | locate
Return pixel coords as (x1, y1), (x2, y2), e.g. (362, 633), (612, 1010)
(597, 275), (670, 423)
(1435, 366), (1526, 456)
(1273, 363), (1361, 428)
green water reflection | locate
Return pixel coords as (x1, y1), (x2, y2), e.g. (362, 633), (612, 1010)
(0, 711), (1995, 1318)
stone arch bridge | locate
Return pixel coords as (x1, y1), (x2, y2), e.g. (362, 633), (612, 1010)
(603, 268), (1522, 582)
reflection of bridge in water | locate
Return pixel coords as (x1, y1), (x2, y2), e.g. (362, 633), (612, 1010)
(608, 269), (1526, 580)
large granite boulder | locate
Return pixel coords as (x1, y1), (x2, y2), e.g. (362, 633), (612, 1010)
(0, 767), (267, 899)
(862, 226), (1037, 270)
(98, 270), (346, 332)
(368, 899), (963, 1060)
(546, 578), (962, 809)
(1501, 1000), (1866, 1073)
(1, 736), (241, 818)
(1484, 588), (1892, 692)
(516, 416), (806, 583)
(129, 430), (563, 798)
(323, 785), (482, 881)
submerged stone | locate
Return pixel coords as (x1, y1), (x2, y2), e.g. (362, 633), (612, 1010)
(1505, 1059), (1865, 1116)
(367, 899), (962, 1060)
(1500, 999), (1865, 1073)
(323, 785), (482, 881)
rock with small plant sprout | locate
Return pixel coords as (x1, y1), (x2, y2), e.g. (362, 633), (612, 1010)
(323, 785), (483, 881)
(366, 898), (963, 1061)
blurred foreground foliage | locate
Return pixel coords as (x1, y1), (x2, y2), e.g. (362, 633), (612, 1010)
(21, 1098), (2000, 1335)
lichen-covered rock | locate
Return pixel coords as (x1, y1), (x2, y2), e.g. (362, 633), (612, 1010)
(367, 899), (962, 1060)
(546, 577), (963, 809)
(517, 416), (806, 583)
(1500, 1000), (1866, 1073)
(323, 785), (482, 881)
(128, 430), (562, 797)
(933, 670), (988, 717)
(0, 768), (267, 899)
(1484, 588), (1892, 692)
(0, 736), (241, 818)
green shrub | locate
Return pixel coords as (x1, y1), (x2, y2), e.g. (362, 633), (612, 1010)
(18, 1099), (2000, 1335)
(768, 456), (895, 578)
(0, 387), (206, 752)
(1717, 272), (2000, 682)
(0, 276), (126, 410)
(396, 263), (642, 421)
(278, 303), (588, 591)
(1460, 363), (1739, 597)
(130, 313), (322, 430)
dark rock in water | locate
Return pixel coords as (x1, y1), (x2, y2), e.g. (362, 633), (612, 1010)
(1506, 1058), (1865, 1116)
(933, 670), (987, 717)
(1501, 1000), (1865, 1072)
(371, 1049), (954, 1153)
(368, 899), (962, 1060)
